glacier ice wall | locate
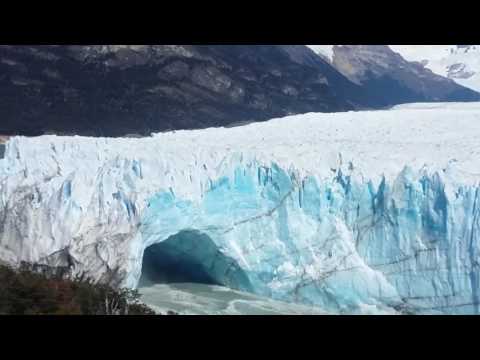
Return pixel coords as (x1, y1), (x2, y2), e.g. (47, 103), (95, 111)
(1, 102), (480, 314)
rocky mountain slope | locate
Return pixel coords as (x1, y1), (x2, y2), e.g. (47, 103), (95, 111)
(3, 45), (479, 137)
(0, 45), (368, 137)
(389, 45), (480, 92)
(308, 45), (480, 106)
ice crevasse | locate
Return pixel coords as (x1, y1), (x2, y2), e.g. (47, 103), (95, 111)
(1, 102), (480, 314)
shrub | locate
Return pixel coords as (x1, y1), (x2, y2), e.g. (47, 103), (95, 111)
(0, 263), (158, 315)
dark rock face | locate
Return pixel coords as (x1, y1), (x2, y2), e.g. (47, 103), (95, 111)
(2, 45), (478, 137)
(0, 45), (368, 137)
(329, 45), (480, 106)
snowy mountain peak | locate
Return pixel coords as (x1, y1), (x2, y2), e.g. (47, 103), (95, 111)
(388, 45), (480, 91)
(307, 45), (480, 104)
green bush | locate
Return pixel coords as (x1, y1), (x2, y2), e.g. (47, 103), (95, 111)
(0, 262), (159, 315)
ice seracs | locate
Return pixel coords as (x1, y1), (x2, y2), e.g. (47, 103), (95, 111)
(1, 102), (480, 314)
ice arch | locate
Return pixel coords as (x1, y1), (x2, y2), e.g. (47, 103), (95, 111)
(126, 164), (297, 298)
(138, 230), (253, 292)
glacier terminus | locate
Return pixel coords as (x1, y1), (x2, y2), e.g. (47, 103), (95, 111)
(1, 102), (480, 314)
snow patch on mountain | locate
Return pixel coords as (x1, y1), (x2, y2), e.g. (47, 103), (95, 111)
(307, 45), (338, 62)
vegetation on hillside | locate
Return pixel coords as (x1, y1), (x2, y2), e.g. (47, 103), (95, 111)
(0, 262), (163, 315)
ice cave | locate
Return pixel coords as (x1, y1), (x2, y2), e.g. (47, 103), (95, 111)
(138, 230), (253, 292)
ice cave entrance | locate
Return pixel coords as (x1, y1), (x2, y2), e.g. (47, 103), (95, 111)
(139, 230), (253, 292)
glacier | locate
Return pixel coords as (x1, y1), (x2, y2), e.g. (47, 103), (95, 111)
(1, 102), (480, 314)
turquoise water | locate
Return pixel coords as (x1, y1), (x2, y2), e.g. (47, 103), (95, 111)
(138, 282), (328, 315)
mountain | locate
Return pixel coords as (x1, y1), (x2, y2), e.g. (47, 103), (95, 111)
(2, 102), (480, 314)
(0, 45), (369, 137)
(308, 45), (480, 106)
(2, 45), (478, 138)
(389, 45), (480, 92)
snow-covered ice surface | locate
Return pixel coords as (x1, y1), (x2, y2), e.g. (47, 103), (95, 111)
(1, 102), (480, 314)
